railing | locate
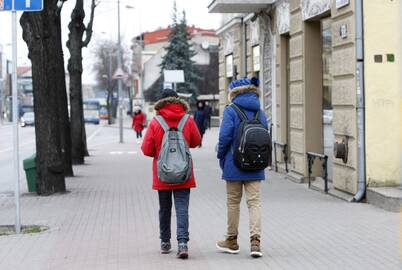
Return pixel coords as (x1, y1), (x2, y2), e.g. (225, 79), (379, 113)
(273, 142), (288, 173)
(306, 152), (329, 193)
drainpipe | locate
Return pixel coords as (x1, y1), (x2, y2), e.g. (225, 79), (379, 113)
(241, 17), (247, 77)
(353, 0), (366, 202)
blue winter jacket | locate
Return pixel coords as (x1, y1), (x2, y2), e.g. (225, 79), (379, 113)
(217, 92), (268, 181)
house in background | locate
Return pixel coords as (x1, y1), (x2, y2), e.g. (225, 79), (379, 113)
(131, 26), (220, 113)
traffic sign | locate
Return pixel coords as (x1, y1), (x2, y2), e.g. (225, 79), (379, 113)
(1, 0), (43, 235)
(0, 0), (12, 10)
(0, 0), (43, 11)
(113, 67), (125, 80)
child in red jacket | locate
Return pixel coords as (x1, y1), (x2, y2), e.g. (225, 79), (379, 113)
(132, 108), (146, 144)
(141, 90), (201, 259)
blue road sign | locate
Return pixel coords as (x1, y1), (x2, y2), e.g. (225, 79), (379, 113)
(0, 0), (43, 11)
(14, 0), (43, 11)
(0, 0), (13, 10)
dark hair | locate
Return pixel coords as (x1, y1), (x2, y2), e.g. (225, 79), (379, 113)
(161, 89), (179, 99)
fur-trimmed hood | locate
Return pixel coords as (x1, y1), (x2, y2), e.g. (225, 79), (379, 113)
(229, 85), (260, 102)
(154, 97), (190, 112)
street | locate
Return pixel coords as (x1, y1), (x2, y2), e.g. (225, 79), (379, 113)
(0, 123), (105, 196)
(0, 123), (400, 270)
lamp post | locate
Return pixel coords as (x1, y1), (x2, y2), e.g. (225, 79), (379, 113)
(117, 0), (123, 143)
(126, 4), (144, 105)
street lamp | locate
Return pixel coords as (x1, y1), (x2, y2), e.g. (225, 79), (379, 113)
(117, 0), (124, 143)
(125, 4), (144, 103)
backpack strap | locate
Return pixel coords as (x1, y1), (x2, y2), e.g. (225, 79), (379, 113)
(230, 104), (248, 121)
(155, 115), (169, 132)
(177, 114), (190, 132)
(254, 110), (260, 120)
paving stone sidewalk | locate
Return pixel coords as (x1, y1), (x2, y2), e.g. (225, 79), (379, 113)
(0, 127), (401, 270)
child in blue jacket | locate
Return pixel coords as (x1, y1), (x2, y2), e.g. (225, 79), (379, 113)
(216, 77), (268, 258)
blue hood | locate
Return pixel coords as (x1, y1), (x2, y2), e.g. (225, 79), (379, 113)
(232, 92), (261, 111)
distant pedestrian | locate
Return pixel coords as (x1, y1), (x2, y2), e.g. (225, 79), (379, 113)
(141, 89), (201, 259)
(193, 101), (208, 147)
(205, 101), (213, 129)
(132, 107), (146, 144)
(216, 77), (269, 258)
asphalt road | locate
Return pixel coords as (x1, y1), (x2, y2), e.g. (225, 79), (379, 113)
(0, 121), (113, 196)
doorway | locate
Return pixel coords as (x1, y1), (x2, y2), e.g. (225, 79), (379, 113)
(321, 18), (333, 181)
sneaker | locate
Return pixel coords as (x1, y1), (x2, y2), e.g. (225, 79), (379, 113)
(177, 242), (188, 259)
(160, 241), (171, 254)
(216, 236), (240, 254)
(250, 236), (262, 258)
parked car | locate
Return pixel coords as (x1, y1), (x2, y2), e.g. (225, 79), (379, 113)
(99, 107), (109, 120)
(21, 112), (35, 127)
(83, 99), (100, 125)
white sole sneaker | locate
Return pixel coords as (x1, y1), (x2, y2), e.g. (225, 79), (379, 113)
(250, 251), (263, 258)
(216, 243), (240, 254)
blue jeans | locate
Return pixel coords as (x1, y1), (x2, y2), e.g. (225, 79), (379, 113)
(158, 189), (190, 243)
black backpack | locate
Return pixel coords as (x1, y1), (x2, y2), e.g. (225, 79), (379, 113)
(231, 104), (272, 171)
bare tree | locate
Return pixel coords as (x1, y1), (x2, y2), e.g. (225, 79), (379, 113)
(20, 0), (71, 194)
(67, 0), (99, 164)
(93, 40), (130, 124)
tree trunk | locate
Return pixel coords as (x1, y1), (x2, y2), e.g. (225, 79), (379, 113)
(107, 88), (112, 125)
(67, 0), (86, 164)
(20, 0), (67, 194)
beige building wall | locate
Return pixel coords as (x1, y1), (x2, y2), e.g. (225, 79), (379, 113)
(282, 0), (358, 194)
(330, 2), (358, 194)
(215, 0), (402, 195)
(364, 0), (401, 187)
(288, 0), (307, 178)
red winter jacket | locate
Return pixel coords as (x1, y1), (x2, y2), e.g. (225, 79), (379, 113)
(141, 97), (201, 190)
(132, 112), (146, 132)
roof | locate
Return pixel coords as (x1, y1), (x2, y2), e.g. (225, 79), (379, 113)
(141, 26), (217, 45)
(17, 66), (31, 76)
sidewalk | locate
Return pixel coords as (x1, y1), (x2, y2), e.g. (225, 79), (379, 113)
(0, 127), (401, 270)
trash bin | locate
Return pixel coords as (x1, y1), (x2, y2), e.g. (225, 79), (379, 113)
(23, 154), (36, 193)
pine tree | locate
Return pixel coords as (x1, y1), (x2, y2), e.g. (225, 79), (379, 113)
(160, 2), (200, 96)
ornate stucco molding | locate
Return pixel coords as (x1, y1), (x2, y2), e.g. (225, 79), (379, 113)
(259, 11), (274, 119)
(300, 0), (331, 21)
(275, 0), (290, 34)
(223, 30), (235, 55)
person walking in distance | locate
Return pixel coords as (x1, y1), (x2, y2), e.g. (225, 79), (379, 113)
(132, 107), (146, 144)
(141, 89), (201, 259)
(216, 77), (270, 258)
(194, 101), (208, 147)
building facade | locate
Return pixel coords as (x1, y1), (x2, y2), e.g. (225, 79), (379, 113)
(210, 0), (401, 206)
(131, 26), (220, 103)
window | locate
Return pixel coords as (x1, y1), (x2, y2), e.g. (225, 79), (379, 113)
(252, 45), (260, 72)
(225, 54), (233, 78)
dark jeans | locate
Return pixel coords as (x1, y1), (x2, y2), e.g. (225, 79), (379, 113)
(136, 131), (142, 138)
(158, 189), (190, 243)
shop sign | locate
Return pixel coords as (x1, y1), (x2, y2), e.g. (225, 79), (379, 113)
(340, 24), (348, 39)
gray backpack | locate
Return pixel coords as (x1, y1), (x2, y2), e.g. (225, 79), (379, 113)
(155, 114), (192, 184)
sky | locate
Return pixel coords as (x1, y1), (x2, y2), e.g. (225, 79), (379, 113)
(0, 0), (221, 83)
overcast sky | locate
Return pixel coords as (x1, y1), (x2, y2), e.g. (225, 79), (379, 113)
(0, 0), (221, 83)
